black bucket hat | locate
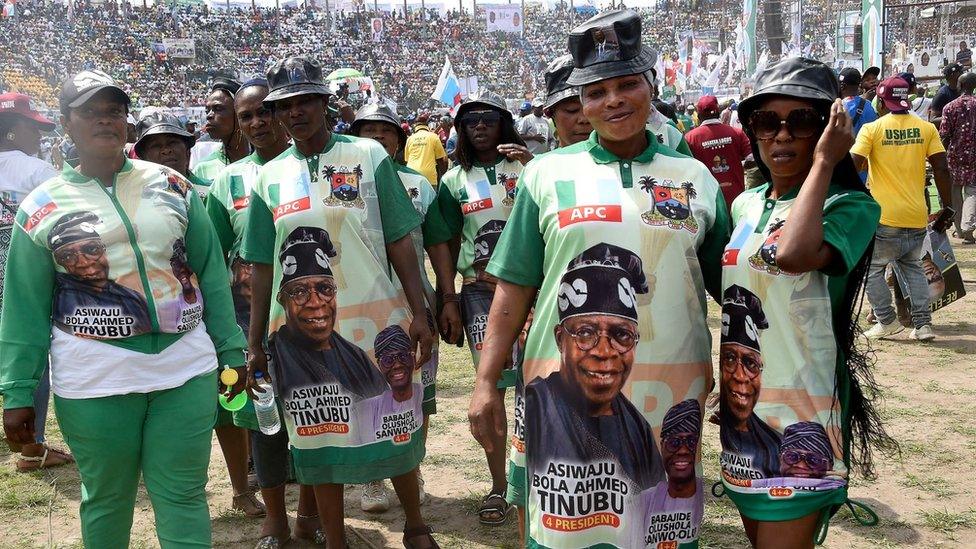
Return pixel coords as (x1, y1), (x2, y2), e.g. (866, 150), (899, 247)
(738, 57), (862, 189)
(566, 9), (657, 87)
(134, 110), (195, 156)
(544, 54), (578, 111)
(350, 103), (406, 150)
(264, 57), (332, 106)
(211, 76), (242, 97)
(454, 92), (512, 130)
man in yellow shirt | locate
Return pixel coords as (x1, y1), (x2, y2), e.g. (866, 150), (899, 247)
(405, 113), (448, 186)
(852, 76), (953, 342)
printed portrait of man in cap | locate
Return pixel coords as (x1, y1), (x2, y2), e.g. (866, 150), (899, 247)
(472, 219), (505, 284)
(271, 227), (388, 446)
(525, 242), (663, 493)
(49, 211), (152, 338)
(276, 226), (340, 349)
(718, 284), (781, 480)
(630, 399), (705, 548)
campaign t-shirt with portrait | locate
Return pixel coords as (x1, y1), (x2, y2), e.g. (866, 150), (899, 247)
(851, 113), (944, 228)
(192, 147), (230, 189)
(436, 156), (524, 281)
(0, 158), (246, 405)
(487, 131), (729, 548)
(718, 183), (879, 521)
(241, 133), (425, 484)
(684, 119), (753, 208)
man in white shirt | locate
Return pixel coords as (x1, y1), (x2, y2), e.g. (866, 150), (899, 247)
(516, 98), (552, 155)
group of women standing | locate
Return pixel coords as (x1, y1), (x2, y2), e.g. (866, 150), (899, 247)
(0, 8), (892, 549)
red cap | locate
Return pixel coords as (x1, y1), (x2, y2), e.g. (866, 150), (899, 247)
(696, 95), (719, 117)
(0, 93), (56, 131)
(876, 77), (911, 112)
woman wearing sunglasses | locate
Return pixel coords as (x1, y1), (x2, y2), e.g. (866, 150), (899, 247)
(0, 70), (247, 547)
(435, 91), (531, 526)
(719, 57), (892, 547)
(467, 10), (729, 548)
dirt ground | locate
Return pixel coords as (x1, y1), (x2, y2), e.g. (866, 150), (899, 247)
(2, 240), (975, 549)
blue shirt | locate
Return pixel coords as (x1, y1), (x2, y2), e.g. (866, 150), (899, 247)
(845, 96), (877, 183)
(844, 96), (878, 137)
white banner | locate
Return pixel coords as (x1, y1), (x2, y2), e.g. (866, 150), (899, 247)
(485, 4), (522, 35)
(370, 17), (384, 42)
(162, 38), (195, 60)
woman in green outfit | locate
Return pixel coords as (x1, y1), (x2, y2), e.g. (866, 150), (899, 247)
(208, 78), (324, 548)
(194, 77), (250, 186)
(435, 91), (532, 525)
(241, 57), (438, 549)
(468, 10), (729, 548)
(717, 57), (892, 548)
(0, 70), (247, 548)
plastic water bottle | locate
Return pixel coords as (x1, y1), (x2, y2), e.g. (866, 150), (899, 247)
(253, 372), (281, 435)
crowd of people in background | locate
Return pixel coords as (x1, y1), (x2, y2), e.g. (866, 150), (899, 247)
(1, 2), (976, 549)
(4, 0), (974, 114)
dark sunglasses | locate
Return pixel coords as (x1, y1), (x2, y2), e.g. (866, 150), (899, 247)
(379, 351), (414, 368)
(663, 433), (700, 452)
(748, 108), (824, 141)
(781, 449), (831, 470)
(461, 111), (501, 128)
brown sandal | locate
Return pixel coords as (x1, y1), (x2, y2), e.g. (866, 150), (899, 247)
(403, 525), (440, 549)
(16, 443), (74, 472)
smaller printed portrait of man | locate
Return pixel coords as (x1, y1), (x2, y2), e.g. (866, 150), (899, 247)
(169, 238), (199, 305)
(778, 421), (833, 479)
(374, 325), (421, 403)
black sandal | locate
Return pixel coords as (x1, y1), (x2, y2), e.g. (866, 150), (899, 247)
(403, 525), (441, 549)
(478, 492), (512, 525)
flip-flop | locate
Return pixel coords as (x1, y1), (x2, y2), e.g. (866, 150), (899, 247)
(478, 492), (512, 525)
(16, 445), (74, 472)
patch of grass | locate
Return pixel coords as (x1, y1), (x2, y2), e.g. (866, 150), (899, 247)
(900, 473), (956, 498)
(0, 468), (55, 510)
(919, 508), (976, 535)
(951, 423), (976, 438)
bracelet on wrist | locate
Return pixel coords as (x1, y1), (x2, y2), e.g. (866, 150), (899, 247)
(442, 293), (460, 303)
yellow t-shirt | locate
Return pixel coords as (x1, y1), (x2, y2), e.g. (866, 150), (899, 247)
(404, 126), (447, 187)
(851, 113), (945, 228)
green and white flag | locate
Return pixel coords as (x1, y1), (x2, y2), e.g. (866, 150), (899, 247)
(742, 0), (758, 74)
(862, 0), (883, 70)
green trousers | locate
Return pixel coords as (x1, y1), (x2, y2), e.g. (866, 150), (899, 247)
(54, 371), (217, 549)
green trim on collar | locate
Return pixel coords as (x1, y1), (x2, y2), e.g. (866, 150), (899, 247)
(293, 131), (339, 159)
(61, 156), (133, 184)
(765, 183), (800, 202)
(584, 130), (659, 165)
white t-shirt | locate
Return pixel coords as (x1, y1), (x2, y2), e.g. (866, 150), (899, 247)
(0, 150), (58, 205)
(516, 114), (553, 155)
(50, 323), (218, 399)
